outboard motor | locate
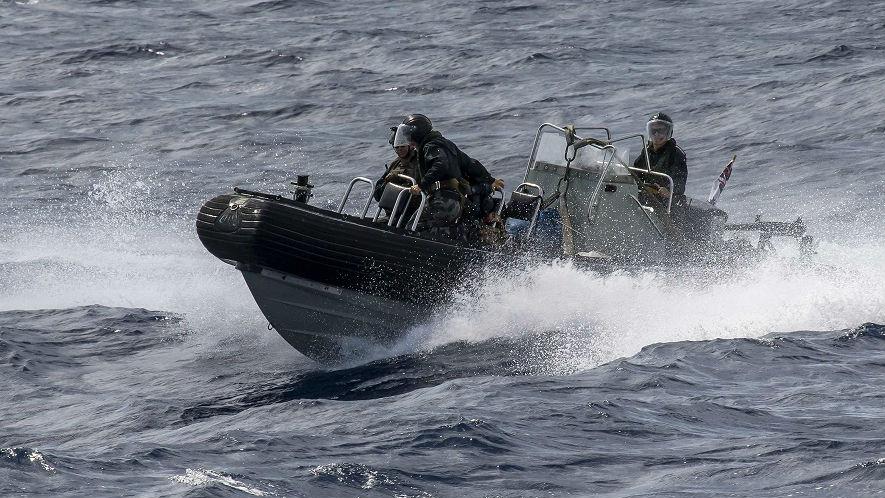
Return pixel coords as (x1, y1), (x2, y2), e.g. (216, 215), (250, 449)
(290, 174), (313, 203)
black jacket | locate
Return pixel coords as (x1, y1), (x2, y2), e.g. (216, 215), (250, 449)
(632, 138), (688, 196)
(416, 131), (473, 191)
(462, 157), (493, 185)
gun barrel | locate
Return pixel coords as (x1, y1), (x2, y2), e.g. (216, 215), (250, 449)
(724, 219), (806, 238)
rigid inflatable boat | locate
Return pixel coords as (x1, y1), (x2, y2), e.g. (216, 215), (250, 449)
(197, 123), (813, 361)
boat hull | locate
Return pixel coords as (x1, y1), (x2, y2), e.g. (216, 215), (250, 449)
(196, 190), (492, 360)
(240, 267), (421, 361)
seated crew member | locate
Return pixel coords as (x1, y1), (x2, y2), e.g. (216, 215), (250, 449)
(374, 123), (420, 202)
(632, 112), (688, 204)
(402, 114), (470, 231)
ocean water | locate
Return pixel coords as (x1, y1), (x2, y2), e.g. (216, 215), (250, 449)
(2, 0), (885, 496)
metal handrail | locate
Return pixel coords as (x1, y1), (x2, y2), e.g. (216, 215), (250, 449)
(493, 186), (505, 217)
(516, 182), (544, 198)
(575, 126), (612, 140)
(408, 192), (428, 232)
(628, 194), (665, 238)
(615, 133), (674, 214)
(389, 175), (417, 228)
(387, 189), (412, 227)
(337, 177), (374, 216)
(393, 174), (416, 186)
(586, 146), (618, 224)
(379, 175), (418, 227)
(609, 133), (650, 171)
(512, 182), (544, 239)
(524, 123), (571, 178)
(627, 167), (674, 214)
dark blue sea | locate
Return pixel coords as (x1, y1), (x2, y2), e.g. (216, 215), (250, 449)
(2, 0), (885, 496)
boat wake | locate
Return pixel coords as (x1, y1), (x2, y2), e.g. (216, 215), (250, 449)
(393, 233), (885, 373)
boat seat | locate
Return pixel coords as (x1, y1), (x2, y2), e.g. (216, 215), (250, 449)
(373, 182), (413, 227)
(503, 190), (541, 220)
(502, 183), (543, 240)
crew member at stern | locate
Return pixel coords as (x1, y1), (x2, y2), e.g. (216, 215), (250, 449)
(633, 112), (688, 203)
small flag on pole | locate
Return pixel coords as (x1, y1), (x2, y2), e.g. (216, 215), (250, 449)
(708, 155), (736, 206)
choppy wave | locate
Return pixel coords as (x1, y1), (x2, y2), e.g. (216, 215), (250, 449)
(170, 468), (272, 496)
(60, 43), (177, 64)
(1, 448), (55, 473)
(2, 302), (882, 495)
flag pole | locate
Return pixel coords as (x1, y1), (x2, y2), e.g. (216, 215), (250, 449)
(708, 154), (736, 206)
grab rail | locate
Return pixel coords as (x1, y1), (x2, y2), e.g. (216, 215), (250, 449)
(523, 123), (569, 179)
(408, 192), (428, 232)
(389, 174), (417, 229)
(390, 189), (412, 228)
(586, 146), (618, 224)
(626, 167), (674, 214)
(575, 126), (612, 140)
(493, 186), (505, 217)
(516, 182), (544, 198)
(370, 173), (425, 232)
(629, 194), (665, 238)
(370, 174), (417, 227)
(512, 182), (544, 239)
(337, 177), (374, 217)
(614, 133), (674, 214)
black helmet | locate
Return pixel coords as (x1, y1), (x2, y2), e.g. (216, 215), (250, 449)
(648, 112), (672, 124)
(402, 113), (433, 143)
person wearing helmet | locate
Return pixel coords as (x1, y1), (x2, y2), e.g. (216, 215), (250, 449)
(373, 123), (420, 203)
(401, 114), (502, 232)
(401, 113), (461, 195)
(633, 112), (688, 201)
